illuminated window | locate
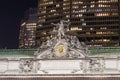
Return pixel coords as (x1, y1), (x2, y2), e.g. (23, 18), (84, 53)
(72, 1), (83, 4)
(91, 1), (95, 3)
(112, 13), (118, 16)
(82, 23), (86, 26)
(63, 7), (70, 10)
(90, 5), (95, 8)
(86, 32), (90, 35)
(98, 0), (110, 3)
(91, 39), (110, 42)
(72, 5), (79, 9)
(66, 15), (70, 18)
(73, 10), (86, 13)
(25, 43), (29, 46)
(43, 0), (48, 1)
(100, 27), (107, 30)
(42, 32), (46, 35)
(56, 4), (60, 7)
(41, 11), (46, 14)
(110, 0), (118, 2)
(90, 28), (94, 30)
(38, 19), (45, 22)
(95, 13), (110, 16)
(96, 31), (116, 35)
(83, 6), (87, 8)
(46, 1), (53, 5)
(50, 9), (56, 13)
(79, 28), (82, 31)
(70, 27), (78, 31)
(53, 13), (59, 16)
(21, 22), (26, 26)
(96, 32), (102, 34)
(73, 14), (83, 17)
(64, 0), (69, 1)
(98, 4), (110, 7)
(70, 27), (82, 31)
(63, 3), (70, 6)
(103, 39), (110, 42)
(81, 19), (84, 21)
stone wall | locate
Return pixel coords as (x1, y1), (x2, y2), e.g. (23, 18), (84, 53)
(0, 77), (120, 80)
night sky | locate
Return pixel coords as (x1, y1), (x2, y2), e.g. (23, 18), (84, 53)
(0, 0), (38, 49)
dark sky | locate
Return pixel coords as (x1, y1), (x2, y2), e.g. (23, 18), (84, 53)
(0, 0), (38, 49)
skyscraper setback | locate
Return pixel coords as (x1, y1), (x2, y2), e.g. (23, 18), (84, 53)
(36, 0), (120, 47)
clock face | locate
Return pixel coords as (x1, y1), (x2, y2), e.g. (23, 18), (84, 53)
(54, 44), (68, 57)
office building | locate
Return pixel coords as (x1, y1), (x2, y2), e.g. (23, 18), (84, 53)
(37, 0), (120, 47)
(19, 8), (38, 49)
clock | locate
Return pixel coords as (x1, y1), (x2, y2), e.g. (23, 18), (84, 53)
(54, 43), (68, 57)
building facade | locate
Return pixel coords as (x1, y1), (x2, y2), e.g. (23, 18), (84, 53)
(19, 8), (38, 49)
(1, 22), (120, 79)
(37, 0), (120, 47)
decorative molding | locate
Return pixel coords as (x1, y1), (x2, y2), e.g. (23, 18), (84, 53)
(19, 59), (34, 73)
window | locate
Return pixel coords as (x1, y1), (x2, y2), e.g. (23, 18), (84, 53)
(95, 13), (110, 16)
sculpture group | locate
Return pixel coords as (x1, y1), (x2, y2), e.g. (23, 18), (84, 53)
(35, 20), (88, 59)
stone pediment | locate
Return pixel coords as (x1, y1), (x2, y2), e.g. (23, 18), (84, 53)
(35, 20), (88, 59)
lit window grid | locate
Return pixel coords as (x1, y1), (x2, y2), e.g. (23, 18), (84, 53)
(37, 0), (120, 47)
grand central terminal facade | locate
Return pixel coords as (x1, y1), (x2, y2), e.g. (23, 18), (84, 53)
(0, 21), (120, 80)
